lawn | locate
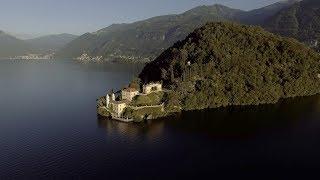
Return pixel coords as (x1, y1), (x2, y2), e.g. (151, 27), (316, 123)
(131, 91), (164, 106)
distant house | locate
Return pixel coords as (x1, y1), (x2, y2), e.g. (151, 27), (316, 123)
(143, 82), (162, 94)
(122, 87), (139, 101)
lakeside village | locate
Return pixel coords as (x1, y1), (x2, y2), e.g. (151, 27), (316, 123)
(97, 82), (168, 122)
(76, 53), (152, 62)
(10, 52), (55, 60)
(76, 53), (103, 61)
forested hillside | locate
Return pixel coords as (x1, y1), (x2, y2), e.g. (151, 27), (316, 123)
(139, 22), (320, 110)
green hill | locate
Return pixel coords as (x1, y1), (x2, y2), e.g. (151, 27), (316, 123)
(139, 22), (320, 110)
(265, 0), (320, 50)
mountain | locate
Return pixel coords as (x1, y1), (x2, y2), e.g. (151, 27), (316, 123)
(265, 0), (320, 49)
(56, 2), (299, 62)
(0, 32), (78, 58)
(55, 5), (245, 61)
(139, 22), (320, 110)
(241, 0), (301, 25)
(0, 31), (31, 58)
(26, 33), (78, 53)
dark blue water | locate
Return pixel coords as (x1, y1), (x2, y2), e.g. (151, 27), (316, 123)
(0, 60), (320, 179)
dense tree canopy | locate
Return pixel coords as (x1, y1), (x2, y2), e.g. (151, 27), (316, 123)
(139, 22), (320, 110)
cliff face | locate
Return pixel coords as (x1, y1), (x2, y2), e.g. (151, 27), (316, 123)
(139, 22), (320, 110)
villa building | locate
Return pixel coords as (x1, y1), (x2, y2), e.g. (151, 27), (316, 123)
(122, 87), (139, 101)
(142, 82), (162, 94)
(105, 82), (163, 119)
(110, 100), (128, 117)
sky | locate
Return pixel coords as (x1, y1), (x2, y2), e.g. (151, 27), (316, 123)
(0, 0), (281, 38)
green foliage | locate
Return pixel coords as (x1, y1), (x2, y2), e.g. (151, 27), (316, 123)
(129, 77), (141, 91)
(96, 96), (106, 108)
(163, 91), (182, 112)
(139, 22), (320, 110)
(131, 92), (164, 106)
(97, 107), (111, 117)
(123, 107), (165, 121)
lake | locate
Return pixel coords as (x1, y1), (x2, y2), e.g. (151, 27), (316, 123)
(0, 59), (320, 179)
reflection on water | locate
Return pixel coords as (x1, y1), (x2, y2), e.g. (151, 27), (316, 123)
(97, 116), (165, 141)
(98, 95), (320, 139)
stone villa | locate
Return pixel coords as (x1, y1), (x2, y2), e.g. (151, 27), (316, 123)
(122, 87), (139, 101)
(110, 100), (128, 117)
(106, 82), (162, 118)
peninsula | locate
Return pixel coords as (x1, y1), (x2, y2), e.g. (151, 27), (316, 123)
(97, 81), (167, 122)
(97, 22), (320, 122)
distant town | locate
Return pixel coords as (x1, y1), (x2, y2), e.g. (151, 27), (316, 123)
(10, 53), (55, 60)
(76, 52), (153, 63)
(76, 53), (103, 61)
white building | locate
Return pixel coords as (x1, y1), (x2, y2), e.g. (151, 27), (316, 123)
(106, 94), (110, 108)
(110, 100), (128, 117)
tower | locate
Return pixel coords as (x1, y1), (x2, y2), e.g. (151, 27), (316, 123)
(112, 93), (116, 101)
(106, 94), (110, 108)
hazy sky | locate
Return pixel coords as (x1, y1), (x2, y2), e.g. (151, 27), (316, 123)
(0, 0), (280, 37)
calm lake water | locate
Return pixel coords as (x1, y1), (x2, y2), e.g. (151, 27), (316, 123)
(0, 59), (320, 179)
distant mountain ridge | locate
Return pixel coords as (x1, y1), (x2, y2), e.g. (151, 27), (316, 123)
(55, 4), (244, 61)
(240, 0), (302, 24)
(0, 31), (31, 58)
(26, 34), (78, 53)
(0, 32), (78, 58)
(55, 1), (302, 62)
(265, 0), (320, 50)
